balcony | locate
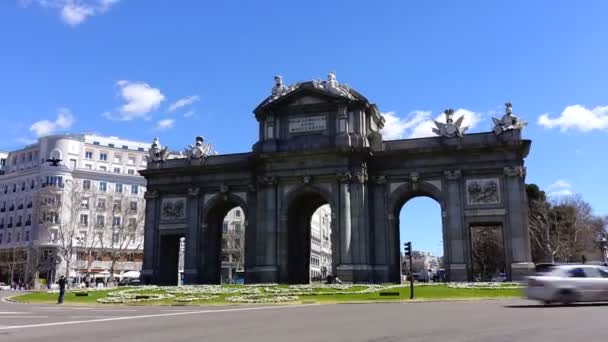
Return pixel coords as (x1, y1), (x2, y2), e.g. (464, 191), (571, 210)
(25, 221), (31, 226)
(0, 224), (3, 229)
(0, 208), (5, 213)
(27, 203), (32, 209)
(16, 222), (21, 227)
(8, 206), (14, 212)
(7, 224), (12, 228)
(17, 204), (23, 210)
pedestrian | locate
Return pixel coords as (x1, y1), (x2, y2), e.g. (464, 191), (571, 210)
(57, 275), (66, 304)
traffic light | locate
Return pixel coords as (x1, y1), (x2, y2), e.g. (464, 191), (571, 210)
(404, 241), (412, 256)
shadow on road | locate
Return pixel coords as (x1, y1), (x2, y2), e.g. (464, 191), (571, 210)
(505, 302), (608, 309)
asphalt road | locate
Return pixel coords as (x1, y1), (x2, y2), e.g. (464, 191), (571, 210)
(1, 292), (606, 342)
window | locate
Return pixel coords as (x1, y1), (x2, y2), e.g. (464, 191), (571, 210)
(234, 222), (242, 233)
(113, 200), (121, 211)
(599, 269), (608, 278)
(138, 147), (145, 152)
(128, 157), (136, 165)
(115, 183), (123, 193)
(112, 216), (121, 227)
(112, 232), (119, 244)
(235, 209), (241, 217)
(80, 198), (89, 209)
(131, 185), (138, 194)
(0, 233), (2, 244)
(127, 201), (137, 212)
(25, 231), (30, 242)
(99, 182), (107, 192)
(99, 165), (107, 171)
(113, 167), (121, 174)
(128, 169), (135, 175)
(16, 231), (21, 242)
(7, 232), (11, 243)
(108, 143), (115, 148)
(83, 180), (91, 190)
(97, 198), (106, 210)
(93, 141), (100, 145)
(99, 153), (108, 161)
(113, 155), (121, 163)
(85, 151), (93, 159)
(30, 179), (35, 189)
(79, 214), (88, 226)
(96, 215), (105, 227)
(568, 268), (586, 278)
(122, 145), (129, 150)
(223, 223), (228, 233)
(70, 159), (77, 169)
(85, 164), (92, 170)
(128, 217), (137, 228)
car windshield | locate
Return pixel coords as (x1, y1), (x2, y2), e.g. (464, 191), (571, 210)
(599, 268), (608, 278)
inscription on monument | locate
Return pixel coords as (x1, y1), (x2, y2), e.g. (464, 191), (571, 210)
(288, 116), (327, 133)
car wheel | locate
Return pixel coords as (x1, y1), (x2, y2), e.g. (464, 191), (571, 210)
(558, 290), (577, 305)
(542, 300), (553, 306)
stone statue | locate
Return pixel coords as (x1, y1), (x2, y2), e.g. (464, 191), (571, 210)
(492, 102), (527, 135)
(432, 109), (468, 138)
(268, 75), (299, 102)
(148, 137), (169, 162)
(185, 136), (212, 160)
(271, 75), (287, 100)
(312, 71), (354, 100)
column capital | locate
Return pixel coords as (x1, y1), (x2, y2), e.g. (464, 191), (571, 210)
(257, 175), (277, 187)
(443, 169), (462, 180)
(144, 189), (158, 199)
(504, 166), (526, 178)
(187, 187), (200, 197)
(336, 171), (352, 183)
(372, 175), (387, 185)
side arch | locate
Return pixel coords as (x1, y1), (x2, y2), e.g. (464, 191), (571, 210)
(199, 192), (250, 284)
(385, 181), (446, 283)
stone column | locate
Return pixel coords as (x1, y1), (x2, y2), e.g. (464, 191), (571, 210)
(443, 170), (467, 281)
(141, 189), (158, 284)
(504, 166), (534, 280)
(183, 187), (200, 284)
(371, 176), (391, 282)
(251, 176), (279, 283)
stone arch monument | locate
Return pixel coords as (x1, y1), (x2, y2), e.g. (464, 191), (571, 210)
(140, 73), (532, 284)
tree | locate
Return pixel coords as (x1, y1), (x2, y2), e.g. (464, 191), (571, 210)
(526, 184), (561, 263)
(470, 225), (505, 281)
(0, 246), (26, 285)
(97, 195), (145, 282)
(36, 179), (82, 279)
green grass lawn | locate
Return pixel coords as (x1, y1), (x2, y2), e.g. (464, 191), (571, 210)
(11, 284), (523, 306)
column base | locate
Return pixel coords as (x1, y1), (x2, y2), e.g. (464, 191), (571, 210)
(183, 269), (198, 284)
(511, 262), (534, 281)
(336, 264), (373, 283)
(448, 264), (468, 282)
(246, 266), (278, 284)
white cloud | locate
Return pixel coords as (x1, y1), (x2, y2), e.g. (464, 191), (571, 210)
(155, 118), (175, 131)
(538, 105), (608, 132)
(547, 179), (574, 198)
(168, 95), (200, 113)
(29, 107), (75, 137)
(104, 80), (165, 121)
(381, 109), (483, 140)
(183, 110), (195, 118)
(20, 0), (120, 27)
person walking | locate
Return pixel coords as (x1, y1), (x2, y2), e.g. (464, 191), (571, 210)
(57, 275), (66, 304)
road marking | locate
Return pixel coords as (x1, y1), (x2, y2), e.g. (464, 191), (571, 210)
(0, 316), (49, 318)
(0, 311), (28, 314)
(0, 304), (319, 331)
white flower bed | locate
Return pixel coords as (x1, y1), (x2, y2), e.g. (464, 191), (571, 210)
(446, 282), (522, 289)
(225, 295), (299, 303)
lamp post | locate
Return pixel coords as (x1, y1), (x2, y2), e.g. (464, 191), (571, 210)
(600, 237), (608, 265)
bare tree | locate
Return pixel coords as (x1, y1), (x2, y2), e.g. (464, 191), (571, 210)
(470, 225), (505, 281)
(0, 246), (26, 285)
(35, 180), (84, 279)
(97, 195), (145, 282)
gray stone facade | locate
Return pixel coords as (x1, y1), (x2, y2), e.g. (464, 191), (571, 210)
(139, 78), (533, 284)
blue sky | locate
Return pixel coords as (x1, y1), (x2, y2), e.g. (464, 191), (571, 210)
(2, 1), (607, 256)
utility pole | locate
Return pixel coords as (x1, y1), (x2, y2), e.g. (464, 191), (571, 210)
(404, 241), (413, 299)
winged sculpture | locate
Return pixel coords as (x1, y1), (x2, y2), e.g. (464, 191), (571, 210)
(432, 109), (469, 138)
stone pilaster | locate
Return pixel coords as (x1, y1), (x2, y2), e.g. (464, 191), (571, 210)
(183, 187), (200, 284)
(141, 189), (158, 284)
(443, 170), (467, 281)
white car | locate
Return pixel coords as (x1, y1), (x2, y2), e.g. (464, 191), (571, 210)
(0, 282), (10, 291)
(526, 264), (608, 305)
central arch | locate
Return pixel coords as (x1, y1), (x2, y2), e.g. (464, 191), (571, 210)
(285, 185), (334, 284)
